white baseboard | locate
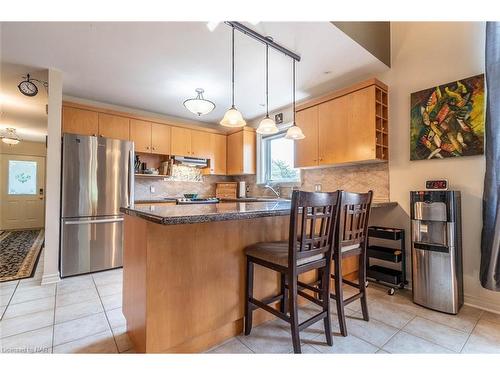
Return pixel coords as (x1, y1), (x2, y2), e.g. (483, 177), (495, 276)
(41, 272), (61, 285)
(464, 294), (500, 314)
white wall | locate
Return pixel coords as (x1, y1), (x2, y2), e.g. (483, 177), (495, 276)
(41, 68), (63, 285)
(374, 22), (500, 312)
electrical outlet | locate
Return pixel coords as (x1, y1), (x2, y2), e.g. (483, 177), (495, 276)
(314, 184), (322, 192)
(150, 186), (155, 193)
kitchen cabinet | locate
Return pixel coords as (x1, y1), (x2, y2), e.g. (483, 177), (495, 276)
(210, 133), (227, 175)
(191, 130), (212, 159)
(294, 78), (388, 168)
(227, 129), (256, 175)
(294, 106), (319, 168)
(62, 107), (99, 136)
(130, 119), (152, 153)
(170, 127), (192, 156)
(130, 120), (171, 155)
(151, 123), (171, 155)
(98, 113), (130, 141)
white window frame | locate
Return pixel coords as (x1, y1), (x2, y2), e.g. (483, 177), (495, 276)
(256, 127), (300, 186)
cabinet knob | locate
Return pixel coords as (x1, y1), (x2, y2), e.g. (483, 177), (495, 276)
(152, 147), (155, 151)
(146, 146), (150, 150)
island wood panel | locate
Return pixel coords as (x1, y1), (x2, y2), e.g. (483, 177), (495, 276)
(62, 106), (98, 136)
(123, 215), (148, 353)
(123, 214), (321, 353)
(130, 119), (152, 153)
(98, 113), (130, 140)
(123, 213), (357, 353)
(151, 123), (171, 155)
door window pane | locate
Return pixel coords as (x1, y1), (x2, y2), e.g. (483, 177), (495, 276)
(8, 160), (37, 195)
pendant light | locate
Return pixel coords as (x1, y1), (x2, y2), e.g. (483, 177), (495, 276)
(183, 88), (215, 116)
(220, 27), (246, 127)
(256, 44), (279, 135)
(285, 60), (305, 140)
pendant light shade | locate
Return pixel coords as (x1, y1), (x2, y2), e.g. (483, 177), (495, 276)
(183, 88), (215, 116)
(256, 44), (278, 135)
(220, 106), (246, 127)
(220, 27), (246, 128)
(285, 60), (305, 140)
(1, 128), (21, 145)
(257, 116), (279, 135)
(285, 125), (305, 140)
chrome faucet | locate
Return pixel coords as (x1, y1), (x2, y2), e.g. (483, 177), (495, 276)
(264, 184), (280, 198)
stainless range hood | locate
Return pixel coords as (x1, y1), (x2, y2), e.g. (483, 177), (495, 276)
(172, 155), (208, 168)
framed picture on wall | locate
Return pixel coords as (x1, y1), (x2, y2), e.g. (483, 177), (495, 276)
(410, 74), (485, 160)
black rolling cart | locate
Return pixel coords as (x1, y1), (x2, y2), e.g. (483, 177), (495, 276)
(366, 226), (407, 295)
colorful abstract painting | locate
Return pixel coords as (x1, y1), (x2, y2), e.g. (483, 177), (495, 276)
(410, 74), (485, 160)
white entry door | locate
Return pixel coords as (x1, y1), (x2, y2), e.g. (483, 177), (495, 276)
(1, 154), (46, 230)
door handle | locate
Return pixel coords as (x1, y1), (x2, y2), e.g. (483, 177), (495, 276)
(65, 218), (124, 225)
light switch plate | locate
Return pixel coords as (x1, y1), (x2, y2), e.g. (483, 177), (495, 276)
(150, 186), (155, 193)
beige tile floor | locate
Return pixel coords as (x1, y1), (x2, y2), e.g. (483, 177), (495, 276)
(2, 257), (500, 354)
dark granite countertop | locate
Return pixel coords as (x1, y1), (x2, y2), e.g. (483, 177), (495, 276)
(121, 201), (292, 225)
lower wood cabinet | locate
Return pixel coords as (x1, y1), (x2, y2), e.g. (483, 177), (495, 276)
(227, 129), (256, 175)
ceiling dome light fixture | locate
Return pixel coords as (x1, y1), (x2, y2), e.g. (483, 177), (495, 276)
(220, 27), (246, 128)
(256, 44), (279, 135)
(183, 88), (215, 116)
(1, 128), (21, 145)
(285, 60), (305, 140)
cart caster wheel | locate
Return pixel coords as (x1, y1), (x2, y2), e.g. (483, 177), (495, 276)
(388, 288), (395, 296)
(365, 281), (369, 288)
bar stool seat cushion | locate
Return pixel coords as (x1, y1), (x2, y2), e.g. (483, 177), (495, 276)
(245, 241), (324, 267)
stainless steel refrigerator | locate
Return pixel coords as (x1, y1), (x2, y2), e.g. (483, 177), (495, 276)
(60, 134), (134, 277)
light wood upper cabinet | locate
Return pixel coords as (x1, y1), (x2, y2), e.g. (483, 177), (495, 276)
(227, 129), (255, 175)
(318, 94), (349, 165)
(130, 119), (152, 153)
(191, 130), (212, 159)
(151, 123), (171, 155)
(294, 79), (388, 168)
(170, 127), (192, 156)
(210, 133), (227, 175)
(98, 113), (130, 140)
(294, 106), (319, 168)
(62, 107), (98, 136)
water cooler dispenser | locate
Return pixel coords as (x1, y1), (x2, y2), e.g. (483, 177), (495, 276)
(410, 190), (463, 314)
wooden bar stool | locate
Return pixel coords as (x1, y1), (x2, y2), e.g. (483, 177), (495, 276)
(244, 190), (341, 354)
(331, 190), (373, 337)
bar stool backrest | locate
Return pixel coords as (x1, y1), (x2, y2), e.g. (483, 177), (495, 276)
(336, 191), (374, 256)
(288, 190), (341, 269)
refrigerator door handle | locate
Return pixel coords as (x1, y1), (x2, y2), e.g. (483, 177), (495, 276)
(128, 146), (135, 207)
(64, 218), (124, 225)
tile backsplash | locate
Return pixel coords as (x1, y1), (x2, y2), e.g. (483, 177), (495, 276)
(233, 163), (389, 201)
(134, 162), (389, 202)
(135, 174), (232, 200)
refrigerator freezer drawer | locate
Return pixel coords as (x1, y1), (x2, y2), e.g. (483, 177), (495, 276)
(61, 216), (123, 277)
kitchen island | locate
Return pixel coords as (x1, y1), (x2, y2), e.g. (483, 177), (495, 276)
(120, 200), (397, 353)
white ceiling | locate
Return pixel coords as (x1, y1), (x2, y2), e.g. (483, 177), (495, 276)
(0, 62), (48, 142)
(1, 22), (388, 128)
